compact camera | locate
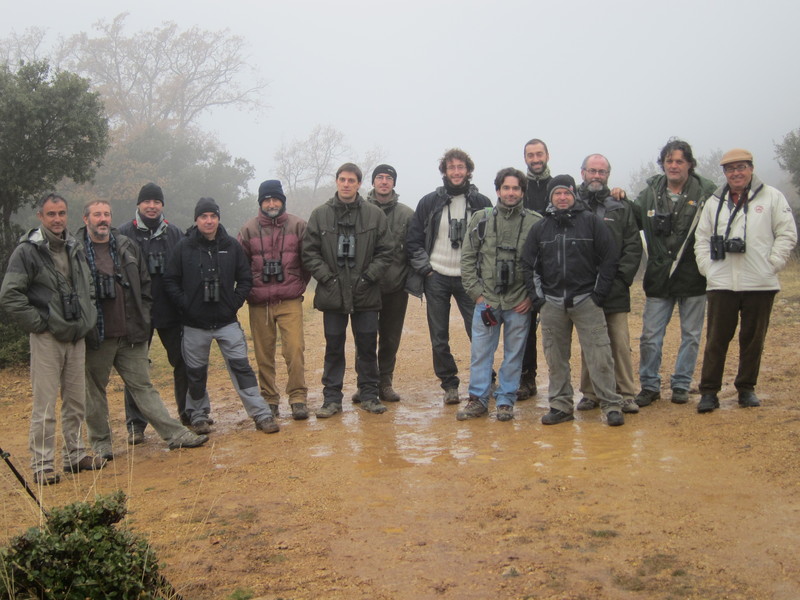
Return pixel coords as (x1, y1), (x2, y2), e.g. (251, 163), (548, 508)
(652, 213), (672, 236)
(147, 251), (167, 275)
(96, 273), (116, 300)
(724, 237), (746, 253)
(60, 292), (81, 321)
(448, 218), (466, 249)
(262, 260), (284, 283)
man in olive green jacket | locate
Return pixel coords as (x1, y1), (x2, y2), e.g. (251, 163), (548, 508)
(634, 139), (717, 407)
(302, 163), (394, 418)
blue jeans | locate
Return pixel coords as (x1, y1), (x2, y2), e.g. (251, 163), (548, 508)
(638, 295), (705, 392)
(468, 302), (530, 408)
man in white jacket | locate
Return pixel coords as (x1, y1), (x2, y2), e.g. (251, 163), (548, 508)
(694, 148), (797, 413)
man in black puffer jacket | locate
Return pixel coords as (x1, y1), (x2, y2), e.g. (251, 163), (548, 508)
(164, 198), (278, 435)
(521, 175), (625, 427)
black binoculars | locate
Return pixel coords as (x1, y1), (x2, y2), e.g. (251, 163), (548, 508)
(96, 273), (116, 300)
(203, 278), (220, 302)
(60, 292), (81, 321)
(448, 218), (466, 249)
(262, 260), (284, 283)
(147, 251), (167, 275)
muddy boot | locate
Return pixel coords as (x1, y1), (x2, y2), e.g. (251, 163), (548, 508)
(379, 385), (400, 402)
(351, 389), (361, 404)
(456, 396), (488, 421)
(443, 388), (460, 405)
(360, 397), (387, 414)
(316, 402), (342, 419)
(516, 372), (537, 401)
(291, 402), (309, 420)
(269, 403), (280, 418)
(255, 414), (280, 433)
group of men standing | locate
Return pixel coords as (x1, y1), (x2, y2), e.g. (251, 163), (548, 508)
(1, 137), (796, 484)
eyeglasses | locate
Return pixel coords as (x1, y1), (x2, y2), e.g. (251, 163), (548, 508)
(723, 164), (750, 174)
(374, 175), (394, 182)
(584, 168), (609, 177)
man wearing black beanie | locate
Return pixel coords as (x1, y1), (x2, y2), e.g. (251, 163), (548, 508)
(118, 183), (208, 444)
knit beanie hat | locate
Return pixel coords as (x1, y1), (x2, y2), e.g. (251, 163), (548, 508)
(194, 197), (221, 220)
(137, 182), (164, 205)
(372, 164), (397, 184)
(547, 174), (577, 203)
(258, 180), (286, 204)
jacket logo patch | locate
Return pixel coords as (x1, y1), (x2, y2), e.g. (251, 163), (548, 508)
(687, 200), (696, 206)
(647, 210), (655, 217)
(755, 205), (764, 213)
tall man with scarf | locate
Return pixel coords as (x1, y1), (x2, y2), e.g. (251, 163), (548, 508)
(407, 148), (492, 404)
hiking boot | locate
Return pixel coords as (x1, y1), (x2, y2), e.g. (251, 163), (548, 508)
(64, 455), (107, 474)
(316, 402), (342, 419)
(516, 378), (537, 401)
(351, 389), (361, 404)
(635, 388), (661, 407)
(443, 388), (460, 405)
(291, 402), (309, 420)
(128, 430), (146, 446)
(180, 414), (191, 427)
(576, 397), (598, 411)
(168, 431), (209, 449)
(496, 404), (514, 422)
(541, 409), (574, 425)
(99, 449), (114, 461)
(738, 390), (760, 408)
(671, 388), (689, 404)
(622, 398), (640, 414)
(191, 420), (212, 435)
(255, 415), (280, 433)
(697, 394), (720, 413)
(33, 469), (61, 485)
(269, 403), (280, 418)
(360, 397), (388, 414)
(456, 397), (488, 421)
(379, 386), (401, 402)
(606, 411), (625, 427)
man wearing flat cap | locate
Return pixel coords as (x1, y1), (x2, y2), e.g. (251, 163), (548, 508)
(694, 149), (797, 413)
(238, 180), (311, 421)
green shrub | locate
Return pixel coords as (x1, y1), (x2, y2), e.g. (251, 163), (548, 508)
(0, 490), (177, 599)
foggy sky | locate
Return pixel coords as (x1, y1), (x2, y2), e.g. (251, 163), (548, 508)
(4, 0), (800, 205)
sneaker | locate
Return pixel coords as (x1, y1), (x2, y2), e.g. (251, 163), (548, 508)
(738, 390), (760, 408)
(64, 455), (107, 474)
(33, 469), (61, 485)
(269, 403), (280, 418)
(127, 430), (146, 446)
(622, 398), (640, 414)
(379, 386), (401, 402)
(606, 411), (625, 426)
(168, 431), (209, 450)
(191, 420), (212, 435)
(255, 415), (280, 433)
(443, 388), (460, 405)
(576, 397), (598, 411)
(516, 378), (537, 401)
(697, 394), (720, 413)
(360, 397), (388, 414)
(291, 402), (309, 420)
(496, 404), (514, 422)
(351, 389), (361, 404)
(635, 388), (661, 407)
(541, 409), (574, 425)
(316, 402), (342, 419)
(671, 388), (689, 404)
(456, 397), (488, 421)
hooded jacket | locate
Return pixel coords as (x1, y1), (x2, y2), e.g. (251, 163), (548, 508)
(117, 212), (183, 328)
(634, 173), (716, 298)
(461, 201), (541, 309)
(695, 174), (797, 291)
(406, 183), (492, 297)
(0, 227), (97, 343)
(302, 194), (394, 313)
(238, 210), (310, 304)
(77, 227), (152, 349)
(578, 184), (642, 314)
(366, 190), (414, 295)
(163, 224), (252, 329)
(521, 202), (618, 308)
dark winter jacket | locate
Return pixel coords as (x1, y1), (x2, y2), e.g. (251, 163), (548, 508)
(367, 190), (414, 295)
(163, 224), (252, 329)
(634, 173), (716, 298)
(523, 176), (552, 215)
(461, 202), (541, 309)
(77, 227), (152, 349)
(0, 227), (97, 343)
(302, 194), (394, 314)
(578, 185), (642, 314)
(406, 184), (492, 297)
(521, 203), (618, 308)
(238, 211), (310, 305)
(118, 213), (183, 328)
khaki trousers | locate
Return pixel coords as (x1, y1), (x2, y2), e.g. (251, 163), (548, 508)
(580, 311), (636, 402)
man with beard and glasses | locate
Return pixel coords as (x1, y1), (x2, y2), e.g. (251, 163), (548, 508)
(407, 148), (492, 405)
(239, 180), (311, 421)
(575, 154), (642, 416)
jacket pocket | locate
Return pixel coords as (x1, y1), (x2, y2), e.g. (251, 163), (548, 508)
(314, 277), (343, 311)
(352, 276), (380, 309)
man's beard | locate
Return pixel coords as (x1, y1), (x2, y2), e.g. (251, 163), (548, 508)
(587, 181), (604, 193)
(266, 209), (281, 218)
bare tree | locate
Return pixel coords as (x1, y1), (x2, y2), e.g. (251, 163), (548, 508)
(357, 145), (386, 184)
(59, 13), (266, 133)
(0, 27), (48, 66)
(273, 125), (350, 199)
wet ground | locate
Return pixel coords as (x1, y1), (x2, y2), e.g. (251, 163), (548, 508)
(2, 274), (800, 599)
